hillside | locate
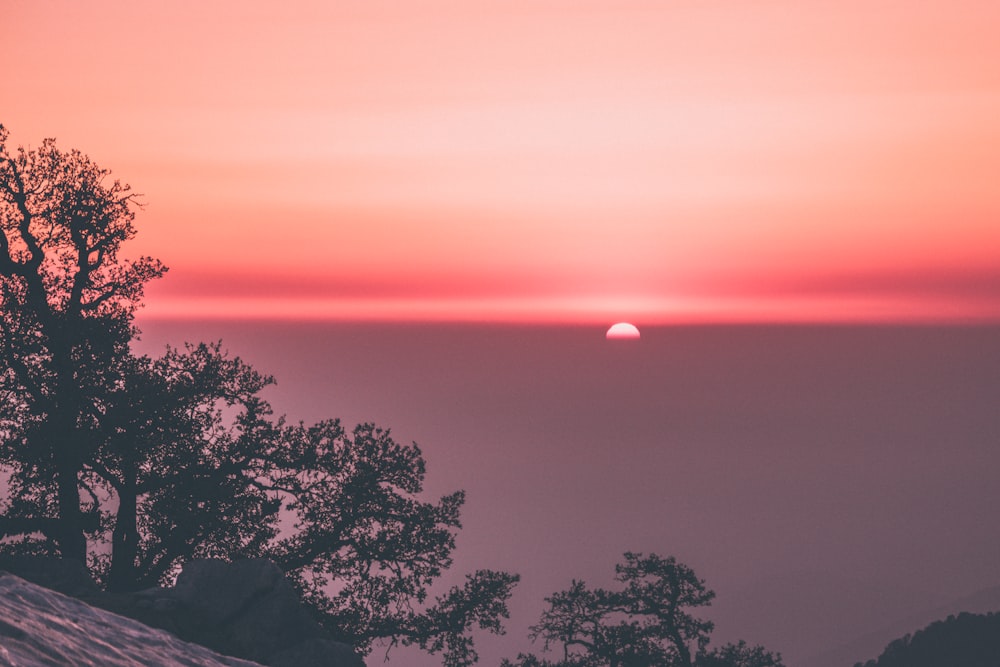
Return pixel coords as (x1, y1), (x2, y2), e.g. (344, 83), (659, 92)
(804, 584), (1000, 667)
(854, 611), (1000, 667)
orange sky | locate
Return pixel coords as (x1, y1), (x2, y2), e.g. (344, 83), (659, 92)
(4, 1), (1000, 323)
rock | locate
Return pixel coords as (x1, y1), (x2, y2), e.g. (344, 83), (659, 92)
(0, 554), (100, 598)
(0, 573), (262, 667)
(269, 638), (366, 667)
(173, 559), (288, 620)
(168, 558), (330, 663)
(94, 587), (189, 637)
(0, 557), (366, 667)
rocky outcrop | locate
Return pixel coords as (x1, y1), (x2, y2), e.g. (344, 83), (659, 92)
(0, 573), (261, 667)
(0, 557), (364, 667)
(146, 559), (363, 667)
(270, 639), (370, 667)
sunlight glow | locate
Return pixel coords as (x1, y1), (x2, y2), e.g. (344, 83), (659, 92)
(6, 1), (1000, 323)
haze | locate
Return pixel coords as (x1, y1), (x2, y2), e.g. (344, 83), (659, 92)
(131, 321), (1000, 666)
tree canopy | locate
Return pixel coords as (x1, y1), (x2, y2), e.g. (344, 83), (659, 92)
(0, 126), (517, 666)
(0, 124), (165, 563)
(502, 552), (783, 667)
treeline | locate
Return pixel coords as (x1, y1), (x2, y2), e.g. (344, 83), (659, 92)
(855, 611), (1000, 667)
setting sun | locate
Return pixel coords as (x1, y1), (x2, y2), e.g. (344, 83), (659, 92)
(606, 322), (641, 340)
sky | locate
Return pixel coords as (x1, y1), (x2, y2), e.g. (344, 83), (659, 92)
(4, 3), (1000, 666)
(4, 0), (1000, 324)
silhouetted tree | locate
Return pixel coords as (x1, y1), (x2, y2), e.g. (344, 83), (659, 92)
(700, 640), (785, 667)
(91, 347), (518, 664)
(255, 418), (519, 664)
(91, 342), (282, 592)
(0, 124), (165, 562)
(503, 553), (783, 667)
(0, 128), (517, 666)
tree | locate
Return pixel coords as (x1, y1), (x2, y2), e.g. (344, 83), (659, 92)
(0, 127), (518, 666)
(700, 641), (785, 667)
(503, 552), (783, 667)
(0, 124), (165, 562)
(90, 342), (519, 665)
(90, 342), (282, 592)
(257, 417), (520, 664)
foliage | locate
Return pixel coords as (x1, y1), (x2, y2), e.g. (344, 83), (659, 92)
(0, 127), (517, 666)
(853, 611), (1000, 667)
(259, 418), (520, 662)
(700, 640), (785, 667)
(502, 552), (783, 667)
(0, 123), (165, 562)
(91, 342), (281, 591)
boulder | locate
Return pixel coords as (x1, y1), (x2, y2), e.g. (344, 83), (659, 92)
(167, 558), (329, 663)
(0, 556), (366, 667)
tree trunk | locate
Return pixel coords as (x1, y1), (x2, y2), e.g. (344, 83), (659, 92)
(54, 453), (87, 565)
(672, 630), (692, 667)
(47, 319), (89, 567)
(108, 482), (139, 592)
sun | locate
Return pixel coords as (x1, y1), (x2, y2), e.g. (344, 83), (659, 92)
(606, 322), (640, 340)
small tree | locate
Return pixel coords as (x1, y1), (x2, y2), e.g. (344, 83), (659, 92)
(699, 641), (785, 667)
(503, 552), (783, 667)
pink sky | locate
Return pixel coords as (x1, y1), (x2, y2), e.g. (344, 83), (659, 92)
(4, 0), (1000, 323)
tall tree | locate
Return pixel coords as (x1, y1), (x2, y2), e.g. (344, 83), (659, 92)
(0, 124), (165, 562)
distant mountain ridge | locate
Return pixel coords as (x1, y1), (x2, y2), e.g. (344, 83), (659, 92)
(853, 611), (1000, 667)
(804, 583), (1000, 667)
